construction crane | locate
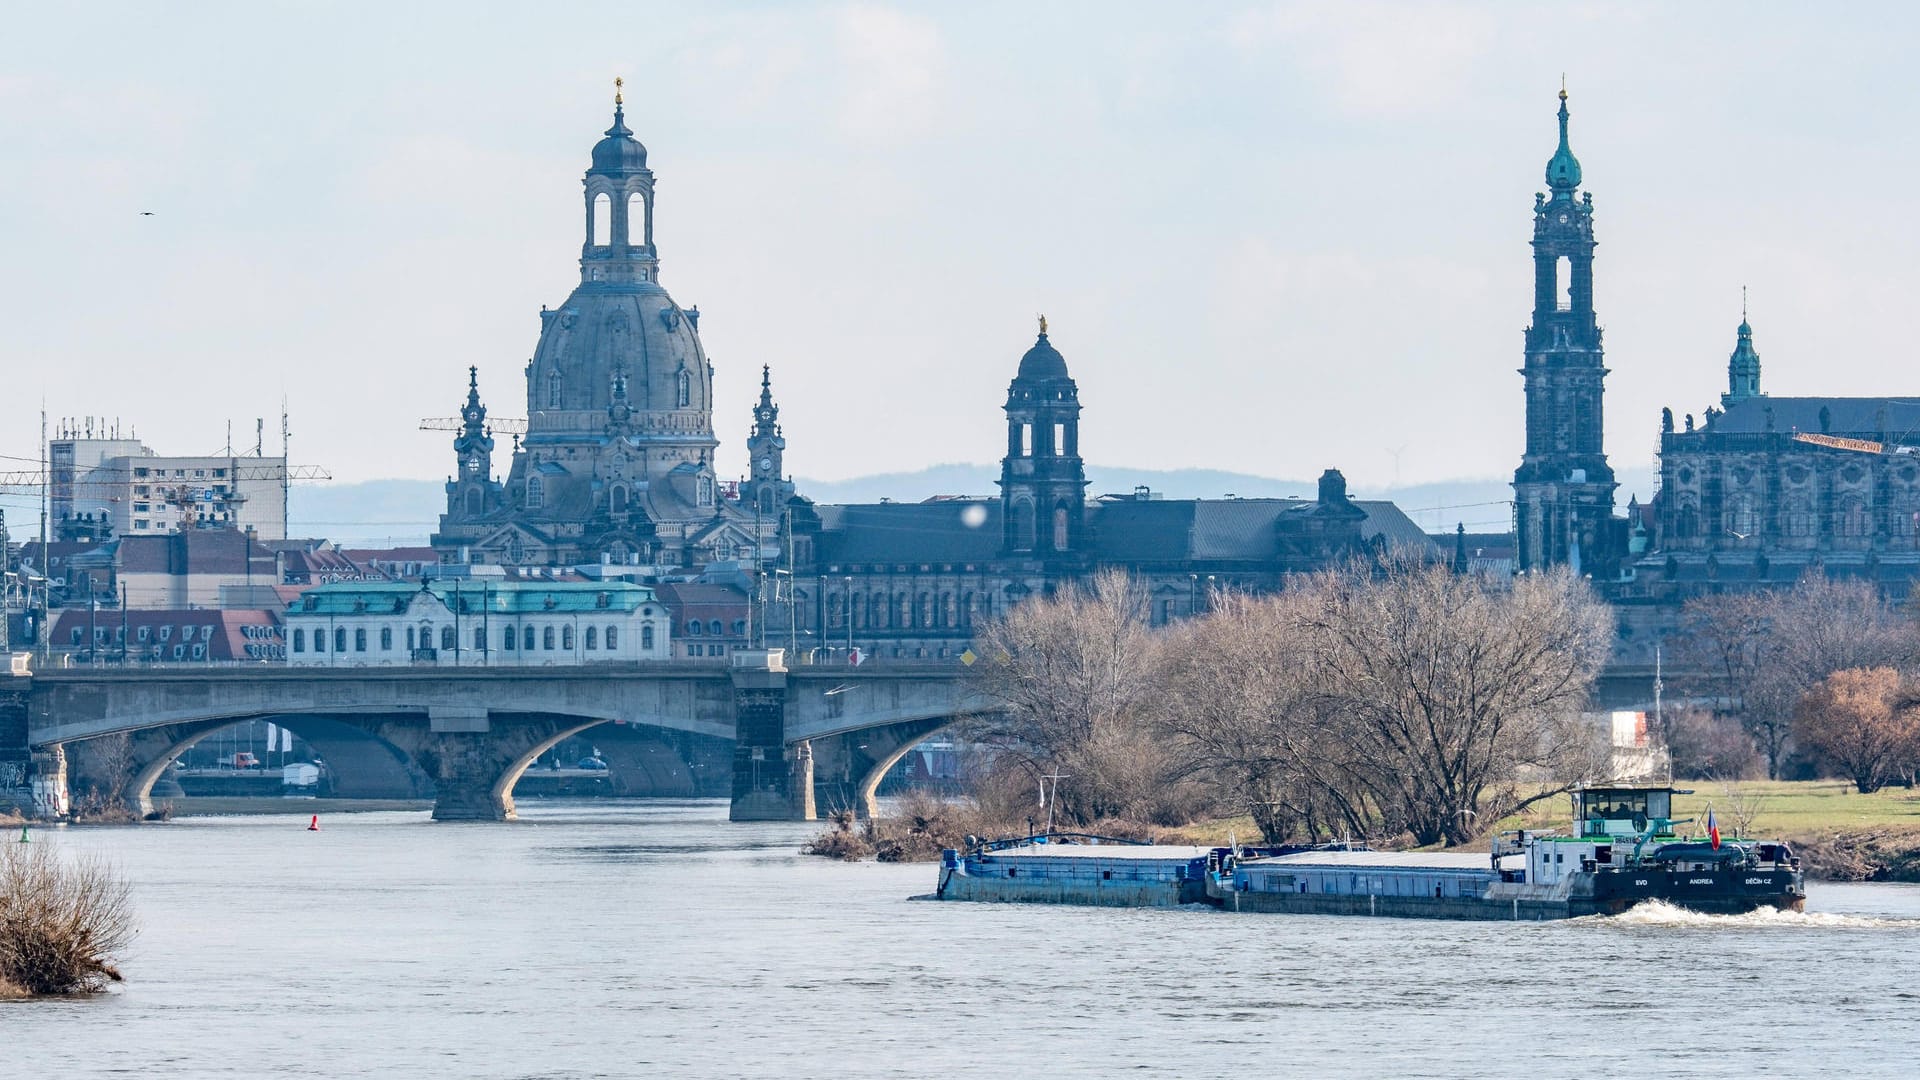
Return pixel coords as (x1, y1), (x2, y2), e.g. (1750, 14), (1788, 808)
(0, 461), (332, 537)
(418, 416), (528, 434)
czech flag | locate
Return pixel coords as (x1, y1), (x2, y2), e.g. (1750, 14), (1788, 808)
(1707, 807), (1721, 850)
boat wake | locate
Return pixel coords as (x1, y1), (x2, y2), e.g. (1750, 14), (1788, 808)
(1589, 899), (1914, 930)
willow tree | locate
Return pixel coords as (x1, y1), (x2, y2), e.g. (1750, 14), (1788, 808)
(965, 570), (1197, 824)
(1292, 555), (1613, 846)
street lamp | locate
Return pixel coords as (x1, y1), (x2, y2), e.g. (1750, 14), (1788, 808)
(843, 576), (853, 658)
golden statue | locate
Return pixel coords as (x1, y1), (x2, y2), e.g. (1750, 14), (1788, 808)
(1038, 314), (1048, 336)
(615, 76), (624, 106)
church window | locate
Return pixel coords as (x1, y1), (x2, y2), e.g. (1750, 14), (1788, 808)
(611, 485), (628, 515)
(1021, 423), (1033, 456)
(524, 626), (536, 650)
(334, 628), (347, 653)
(698, 475), (714, 506)
(1557, 256), (1572, 310)
(605, 625), (619, 649)
(585, 626), (598, 650)
(355, 628), (367, 652)
(503, 627), (516, 651)
(441, 626), (456, 652)
(292, 629), (304, 653)
(1053, 505), (1071, 550)
(1054, 423), (1066, 455)
(677, 371), (691, 408)
(562, 625), (575, 650)
(527, 476), (545, 509)
(626, 192), (646, 247)
(638, 625), (650, 651)
(592, 192), (611, 246)
(1012, 499), (1036, 550)
(547, 373), (562, 409)
(381, 627), (393, 651)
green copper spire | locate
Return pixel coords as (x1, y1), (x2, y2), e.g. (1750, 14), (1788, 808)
(1723, 290), (1763, 407)
(1545, 84), (1582, 197)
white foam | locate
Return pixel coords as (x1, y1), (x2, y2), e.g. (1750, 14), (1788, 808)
(1589, 899), (1915, 930)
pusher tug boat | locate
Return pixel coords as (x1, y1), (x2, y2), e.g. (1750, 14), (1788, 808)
(934, 783), (1806, 920)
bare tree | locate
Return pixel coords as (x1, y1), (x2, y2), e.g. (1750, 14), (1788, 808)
(965, 570), (1197, 824)
(1290, 554), (1614, 846)
(1794, 667), (1920, 794)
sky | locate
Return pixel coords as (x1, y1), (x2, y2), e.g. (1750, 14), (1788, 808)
(4, 2), (1919, 535)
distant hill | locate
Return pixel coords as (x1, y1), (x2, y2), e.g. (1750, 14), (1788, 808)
(290, 463), (1660, 547)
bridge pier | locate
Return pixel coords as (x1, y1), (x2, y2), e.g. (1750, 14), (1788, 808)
(1, 675), (33, 817)
(29, 744), (70, 821)
(425, 706), (510, 822)
(729, 651), (814, 822)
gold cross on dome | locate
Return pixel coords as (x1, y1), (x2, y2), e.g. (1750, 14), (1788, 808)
(615, 77), (624, 106)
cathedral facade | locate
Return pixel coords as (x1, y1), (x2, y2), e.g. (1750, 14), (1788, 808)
(431, 90), (769, 569)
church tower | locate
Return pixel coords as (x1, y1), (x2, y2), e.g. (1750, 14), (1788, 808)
(741, 365), (793, 517)
(1513, 87), (1618, 576)
(444, 366), (500, 521)
(998, 318), (1088, 557)
(1722, 300), (1764, 407)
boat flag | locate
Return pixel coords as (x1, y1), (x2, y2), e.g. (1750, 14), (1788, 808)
(1707, 807), (1720, 850)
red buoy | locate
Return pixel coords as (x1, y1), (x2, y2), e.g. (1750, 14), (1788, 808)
(307, 814), (320, 831)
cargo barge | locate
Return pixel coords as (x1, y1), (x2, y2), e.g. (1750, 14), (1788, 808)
(934, 784), (1806, 920)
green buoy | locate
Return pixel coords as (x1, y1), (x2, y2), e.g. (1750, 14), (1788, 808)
(17, 826), (28, 843)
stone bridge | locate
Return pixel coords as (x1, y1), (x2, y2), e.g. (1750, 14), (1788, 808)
(1, 653), (992, 823)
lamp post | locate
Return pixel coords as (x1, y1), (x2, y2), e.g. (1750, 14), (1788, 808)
(843, 576), (853, 658)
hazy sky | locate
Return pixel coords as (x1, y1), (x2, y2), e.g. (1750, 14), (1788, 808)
(4, 2), (1918, 531)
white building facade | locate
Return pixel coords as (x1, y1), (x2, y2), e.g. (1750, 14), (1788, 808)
(285, 581), (670, 667)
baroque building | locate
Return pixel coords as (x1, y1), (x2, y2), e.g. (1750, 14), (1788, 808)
(782, 323), (1431, 660)
(1634, 312), (1920, 597)
(431, 86), (771, 569)
(1513, 88), (1623, 578)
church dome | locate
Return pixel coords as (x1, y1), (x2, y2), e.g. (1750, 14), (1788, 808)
(1017, 332), (1071, 382)
(591, 105), (649, 174)
(528, 286), (708, 425)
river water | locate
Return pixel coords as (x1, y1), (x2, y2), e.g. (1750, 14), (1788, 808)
(9, 799), (1920, 1078)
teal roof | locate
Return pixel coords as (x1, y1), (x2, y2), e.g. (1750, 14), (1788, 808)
(1545, 90), (1581, 194)
(293, 580), (657, 617)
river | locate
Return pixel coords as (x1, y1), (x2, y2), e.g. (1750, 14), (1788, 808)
(8, 799), (1920, 1078)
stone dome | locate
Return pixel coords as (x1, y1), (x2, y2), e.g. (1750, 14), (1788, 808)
(591, 106), (649, 174)
(526, 281), (709, 430)
(1016, 333), (1071, 382)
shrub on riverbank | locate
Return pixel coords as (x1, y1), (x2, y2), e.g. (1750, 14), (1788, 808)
(0, 843), (134, 996)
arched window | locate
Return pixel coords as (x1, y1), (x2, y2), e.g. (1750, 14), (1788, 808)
(1558, 255), (1572, 310)
(474, 626), (486, 651)
(899, 593), (913, 628)
(943, 592), (957, 627)
(1012, 499), (1036, 550)
(1053, 505), (1071, 550)
(611, 485), (628, 515)
(827, 593), (843, 628)
(354, 628), (367, 652)
(380, 627), (393, 651)
(547, 373), (562, 409)
(334, 627), (347, 653)
(639, 625), (651, 650)
(697, 475), (713, 506)
(406, 627), (415, 651)
(606, 626), (619, 649)
(585, 625), (598, 650)
(543, 626), (556, 650)
(677, 370), (691, 408)
(919, 592), (934, 627)
(709, 619), (723, 637)
(562, 625), (575, 650)
(592, 192), (611, 246)
(292, 628), (305, 653)
(523, 626), (536, 650)
(626, 192), (646, 247)
(440, 626), (455, 651)
(527, 476), (545, 509)
(688, 620), (703, 636)
(503, 627), (516, 651)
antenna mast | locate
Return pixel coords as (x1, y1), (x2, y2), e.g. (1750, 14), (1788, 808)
(281, 399), (291, 540)
(38, 404), (49, 663)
